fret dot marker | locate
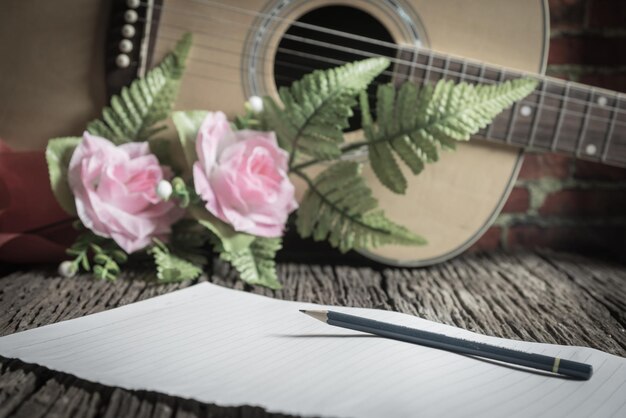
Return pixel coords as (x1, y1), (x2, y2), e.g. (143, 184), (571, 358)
(520, 105), (532, 117)
(585, 144), (597, 156)
(597, 96), (608, 107)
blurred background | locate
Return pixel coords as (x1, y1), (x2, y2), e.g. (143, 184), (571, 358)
(469, 0), (626, 258)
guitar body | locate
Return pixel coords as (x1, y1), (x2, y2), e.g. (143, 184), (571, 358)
(156, 0), (550, 266)
(0, 0), (549, 266)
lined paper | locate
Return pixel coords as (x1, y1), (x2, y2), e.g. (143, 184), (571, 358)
(0, 282), (624, 418)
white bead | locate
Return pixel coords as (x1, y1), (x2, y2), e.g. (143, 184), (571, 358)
(597, 96), (608, 107)
(127, 0), (140, 8)
(520, 105), (532, 117)
(156, 180), (173, 200)
(116, 54), (130, 68)
(119, 39), (133, 53)
(121, 24), (135, 38)
(124, 9), (138, 23)
(585, 144), (597, 156)
(248, 96), (264, 113)
(58, 261), (77, 278)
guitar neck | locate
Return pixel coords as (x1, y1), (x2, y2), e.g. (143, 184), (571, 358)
(394, 46), (626, 168)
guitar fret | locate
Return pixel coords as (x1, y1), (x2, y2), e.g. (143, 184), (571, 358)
(551, 82), (571, 152)
(422, 52), (434, 85)
(391, 50), (399, 83)
(504, 67), (524, 144)
(505, 101), (521, 144)
(459, 60), (467, 83)
(575, 88), (594, 157)
(601, 93), (621, 162)
(476, 63), (488, 136)
(393, 46), (415, 86)
(442, 56), (451, 81)
(478, 63), (486, 83)
(527, 80), (546, 149)
(409, 47), (418, 82)
(486, 69), (506, 138)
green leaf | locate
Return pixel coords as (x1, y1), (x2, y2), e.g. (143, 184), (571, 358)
(45, 137), (81, 215)
(261, 57), (389, 160)
(148, 138), (183, 173)
(363, 78), (538, 194)
(65, 232), (127, 281)
(191, 208), (255, 254)
(172, 110), (208, 168)
(150, 240), (202, 282)
(87, 33), (192, 143)
(295, 161), (426, 253)
(90, 240), (125, 281)
(169, 220), (212, 266)
(360, 90), (406, 194)
(191, 207), (281, 289)
(220, 237), (282, 289)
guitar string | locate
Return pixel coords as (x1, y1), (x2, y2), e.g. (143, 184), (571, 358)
(158, 29), (535, 109)
(138, 0), (626, 116)
(153, 26), (626, 145)
(153, 33), (626, 142)
(154, 28), (392, 102)
(127, 2), (626, 148)
(142, 0), (413, 54)
(156, 32), (530, 111)
(142, 1), (626, 121)
(154, 24), (615, 123)
(151, 25), (626, 136)
(182, 0), (625, 113)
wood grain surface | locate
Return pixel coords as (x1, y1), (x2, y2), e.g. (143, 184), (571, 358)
(0, 251), (624, 417)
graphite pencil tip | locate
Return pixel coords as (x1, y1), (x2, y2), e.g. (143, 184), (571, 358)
(299, 309), (328, 322)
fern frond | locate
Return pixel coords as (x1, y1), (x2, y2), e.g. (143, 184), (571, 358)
(220, 237), (282, 289)
(262, 58), (389, 160)
(87, 33), (192, 143)
(46, 136), (81, 215)
(361, 90), (407, 194)
(295, 161), (426, 253)
(65, 232), (127, 281)
(149, 239), (202, 282)
(362, 78), (538, 194)
(169, 220), (213, 266)
(194, 209), (281, 289)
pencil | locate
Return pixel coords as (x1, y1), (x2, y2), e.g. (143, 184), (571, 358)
(300, 309), (593, 380)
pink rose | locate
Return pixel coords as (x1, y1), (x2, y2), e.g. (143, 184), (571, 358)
(68, 132), (183, 253)
(193, 112), (298, 237)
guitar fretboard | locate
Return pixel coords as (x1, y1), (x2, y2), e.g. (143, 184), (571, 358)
(393, 46), (626, 167)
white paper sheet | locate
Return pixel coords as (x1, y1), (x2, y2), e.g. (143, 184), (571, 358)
(0, 282), (624, 417)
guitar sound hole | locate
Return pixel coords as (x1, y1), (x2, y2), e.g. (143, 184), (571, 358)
(273, 6), (395, 131)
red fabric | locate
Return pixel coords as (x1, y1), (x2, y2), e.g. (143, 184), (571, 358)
(0, 140), (77, 263)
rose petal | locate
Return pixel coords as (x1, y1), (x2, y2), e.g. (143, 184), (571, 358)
(192, 114), (298, 238)
(193, 162), (221, 218)
(68, 133), (181, 253)
(119, 141), (150, 159)
(196, 111), (233, 172)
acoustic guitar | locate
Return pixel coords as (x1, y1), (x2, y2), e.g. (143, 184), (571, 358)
(1, 0), (624, 266)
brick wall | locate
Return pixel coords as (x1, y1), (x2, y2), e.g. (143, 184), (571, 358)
(470, 0), (626, 257)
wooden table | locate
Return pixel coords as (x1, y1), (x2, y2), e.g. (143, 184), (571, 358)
(0, 251), (625, 417)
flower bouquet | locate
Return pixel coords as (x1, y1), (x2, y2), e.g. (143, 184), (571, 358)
(46, 34), (535, 288)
